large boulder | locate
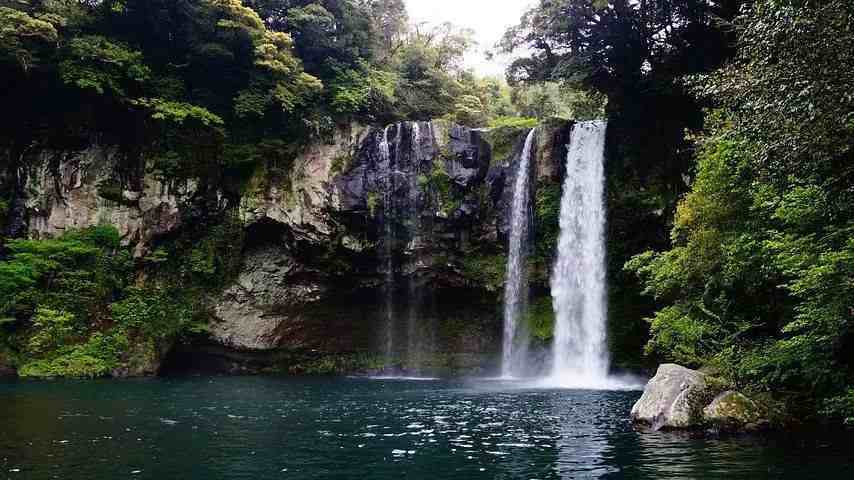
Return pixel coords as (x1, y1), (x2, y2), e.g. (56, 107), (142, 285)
(703, 390), (763, 429)
(631, 364), (710, 430)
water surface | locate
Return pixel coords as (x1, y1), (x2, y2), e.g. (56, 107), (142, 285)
(1, 377), (851, 479)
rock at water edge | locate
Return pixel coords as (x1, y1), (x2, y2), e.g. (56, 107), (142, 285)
(631, 363), (708, 429)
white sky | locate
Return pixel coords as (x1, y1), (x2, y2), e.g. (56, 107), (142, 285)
(404, 0), (534, 78)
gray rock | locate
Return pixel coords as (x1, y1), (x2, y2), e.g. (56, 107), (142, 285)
(444, 125), (491, 189)
(703, 390), (762, 428)
(210, 243), (325, 350)
(19, 146), (202, 255)
(631, 364), (709, 430)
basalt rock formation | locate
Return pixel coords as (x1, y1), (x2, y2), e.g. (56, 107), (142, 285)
(2, 120), (573, 376)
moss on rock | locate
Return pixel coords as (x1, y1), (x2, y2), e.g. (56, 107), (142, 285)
(703, 390), (763, 428)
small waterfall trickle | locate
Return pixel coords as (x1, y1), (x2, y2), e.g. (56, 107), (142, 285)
(406, 122), (431, 372)
(501, 128), (537, 378)
(378, 125), (395, 360)
(375, 122), (438, 377)
(548, 120), (610, 388)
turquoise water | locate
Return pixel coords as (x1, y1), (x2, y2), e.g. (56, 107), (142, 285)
(1, 376), (851, 479)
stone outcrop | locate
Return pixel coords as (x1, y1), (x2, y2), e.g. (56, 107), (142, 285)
(631, 364), (710, 429)
(703, 390), (763, 429)
(241, 123), (370, 244)
(19, 146), (207, 257)
(210, 243), (326, 350)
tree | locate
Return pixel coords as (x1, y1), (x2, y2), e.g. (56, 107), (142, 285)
(628, 0), (854, 423)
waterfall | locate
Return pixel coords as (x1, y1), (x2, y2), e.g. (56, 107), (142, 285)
(406, 122), (427, 371)
(379, 125), (395, 360)
(376, 122), (438, 377)
(549, 120), (610, 387)
(501, 128), (537, 378)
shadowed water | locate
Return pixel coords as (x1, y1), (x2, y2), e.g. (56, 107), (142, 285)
(1, 377), (852, 479)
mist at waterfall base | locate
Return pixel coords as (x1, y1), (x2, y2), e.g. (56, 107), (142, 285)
(501, 122), (643, 390)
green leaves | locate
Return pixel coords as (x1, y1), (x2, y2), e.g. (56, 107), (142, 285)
(133, 98), (224, 127)
(59, 35), (150, 96)
(699, 0), (854, 182)
(25, 308), (78, 356)
(328, 62), (397, 117)
(111, 288), (194, 340)
(0, 6), (59, 71)
(625, 1), (854, 421)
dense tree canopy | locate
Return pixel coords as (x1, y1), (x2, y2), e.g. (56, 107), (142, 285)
(624, 0), (854, 423)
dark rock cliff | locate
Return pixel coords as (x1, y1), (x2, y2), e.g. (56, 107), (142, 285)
(1, 119), (573, 375)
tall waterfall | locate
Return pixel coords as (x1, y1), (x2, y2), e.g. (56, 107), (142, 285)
(502, 128), (536, 378)
(549, 121), (610, 387)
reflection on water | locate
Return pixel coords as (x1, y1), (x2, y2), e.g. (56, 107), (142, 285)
(0, 377), (851, 479)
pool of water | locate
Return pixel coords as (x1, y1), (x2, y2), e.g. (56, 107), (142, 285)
(1, 376), (851, 479)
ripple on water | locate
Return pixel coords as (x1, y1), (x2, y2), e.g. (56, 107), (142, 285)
(0, 377), (851, 479)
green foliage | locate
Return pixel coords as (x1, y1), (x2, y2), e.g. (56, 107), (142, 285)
(487, 117), (538, 130)
(328, 61), (397, 118)
(461, 253), (507, 293)
(534, 182), (561, 261)
(111, 288), (197, 340)
(426, 160), (459, 217)
(0, 226), (130, 319)
(526, 297), (555, 341)
(0, 224), (215, 378)
(452, 94), (489, 127)
(690, 0), (854, 183)
(19, 330), (129, 378)
(0, 6), (59, 71)
(149, 212), (245, 289)
(59, 35), (150, 96)
(133, 98), (224, 128)
(25, 307), (78, 355)
(482, 124), (530, 164)
(823, 389), (854, 426)
(508, 82), (606, 121)
(627, 0), (854, 422)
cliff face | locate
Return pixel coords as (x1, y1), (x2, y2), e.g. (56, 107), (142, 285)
(3, 120), (572, 375)
(18, 147), (204, 257)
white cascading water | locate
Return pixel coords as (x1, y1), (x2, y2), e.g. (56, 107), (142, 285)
(549, 120), (610, 388)
(501, 128), (537, 378)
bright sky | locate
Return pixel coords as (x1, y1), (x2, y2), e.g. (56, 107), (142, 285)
(404, 0), (534, 78)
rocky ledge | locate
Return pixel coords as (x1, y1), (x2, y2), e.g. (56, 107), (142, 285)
(631, 364), (769, 432)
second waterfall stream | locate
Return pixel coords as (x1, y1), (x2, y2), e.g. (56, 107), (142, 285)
(501, 128), (537, 378)
(548, 120), (612, 388)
